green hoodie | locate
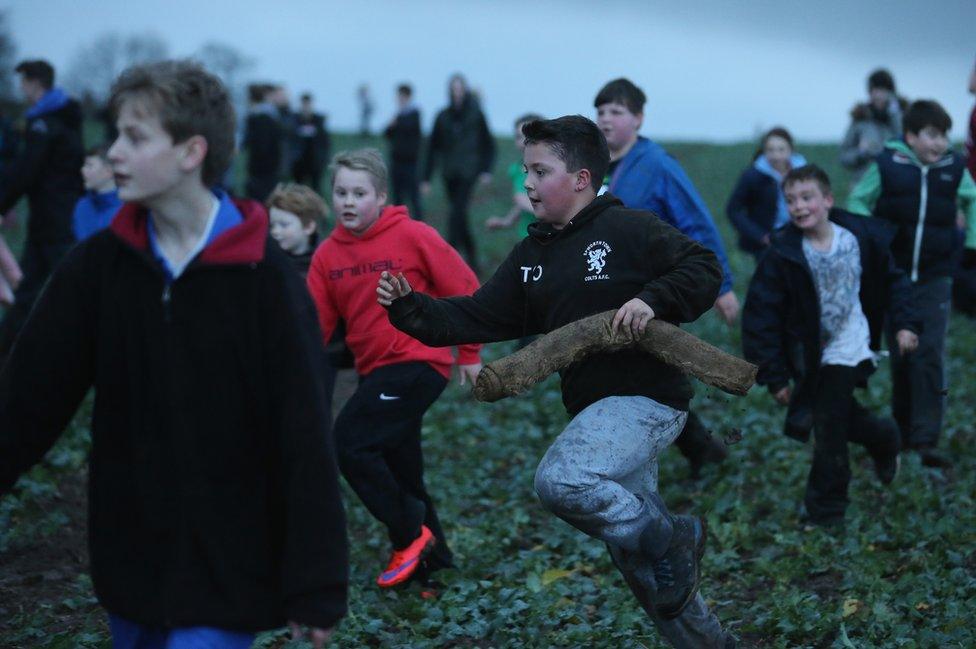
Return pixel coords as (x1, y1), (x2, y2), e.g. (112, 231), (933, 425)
(847, 139), (976, 250)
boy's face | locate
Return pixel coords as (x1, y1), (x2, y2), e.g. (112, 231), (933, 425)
(397, 91), (410, 108)
(81, 155), (114, 191)
(905, 126), (949, 165)
(523, 142), (584, 226)
(18, 76), (45, 105)
(269, 207), (315, 254)
(784, 180), (833, 232)
(596, 101), (641, 152)
(332, 167), (387, 236)
(869, 87), (891, 111)
(109, 100), (203, 204)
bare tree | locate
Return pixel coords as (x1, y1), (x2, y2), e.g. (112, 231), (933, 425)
(64, 32), (170, 103)
(193, 41), (255, 107)
(0, 10), (17, 101)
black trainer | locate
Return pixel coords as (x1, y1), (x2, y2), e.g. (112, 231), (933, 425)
(641, 514), (707, 619)
(870, 419), (901, 485)
(915, 445), (953, 469)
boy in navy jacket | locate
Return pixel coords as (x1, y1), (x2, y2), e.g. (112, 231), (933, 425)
(0, 61), (347, 649)
(744, 165), (919, 526)
(380, 116), (733, 648)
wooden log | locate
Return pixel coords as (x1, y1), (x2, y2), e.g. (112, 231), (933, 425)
(473, 310), (757, 402)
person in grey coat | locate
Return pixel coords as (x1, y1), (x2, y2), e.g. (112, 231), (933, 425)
(839, 68), (908, 184)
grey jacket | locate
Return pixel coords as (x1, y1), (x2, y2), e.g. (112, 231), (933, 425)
(839, 99), (906, 181)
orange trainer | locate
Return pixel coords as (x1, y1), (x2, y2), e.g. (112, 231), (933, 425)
(376, 525), (436, 588)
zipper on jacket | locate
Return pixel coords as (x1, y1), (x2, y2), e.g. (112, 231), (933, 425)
(910, 165), (929, 283)
(161, 283), (172, 323)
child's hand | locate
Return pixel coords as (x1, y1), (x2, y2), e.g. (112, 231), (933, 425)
(713, 291), (740, 326)
(377, 271), (413, 306)
(289, 622), (333, 648)
(773, 385), (791, 406)
(457, 362), (482, 386)
(478, 172), (493, 186)
(896, 329), (919, 355)
(485, 216), (508, 230)
(420, 181), (432, 196)
(612, 298), (655, 338)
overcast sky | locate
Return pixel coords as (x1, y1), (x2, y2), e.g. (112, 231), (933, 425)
(8, 0), (975, 142)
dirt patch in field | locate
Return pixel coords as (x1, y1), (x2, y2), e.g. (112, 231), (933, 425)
(0, 468), (103, 638)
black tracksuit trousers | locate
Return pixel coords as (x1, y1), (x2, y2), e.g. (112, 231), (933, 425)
(444, 175), (478, 272)
(804, 363), (899, 522)
(334, 361), (453, 569)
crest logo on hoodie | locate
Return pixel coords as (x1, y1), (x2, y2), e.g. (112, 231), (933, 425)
(583, 241), (611, 282)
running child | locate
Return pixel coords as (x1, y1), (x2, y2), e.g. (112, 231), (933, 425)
(848, 99), (976, 468)
(0, 61), (347, 648)
(743, 164), (919, 526)
(379, 116), (733, 648)
(485, 113), (544, 236)
(307, 148), (482, 588)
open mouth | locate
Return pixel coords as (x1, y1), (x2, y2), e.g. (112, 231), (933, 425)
(114, 173), (130, 185)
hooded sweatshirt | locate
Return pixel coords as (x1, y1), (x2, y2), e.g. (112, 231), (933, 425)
(307, 205), (481, 377)
(72, 189), (123, 241)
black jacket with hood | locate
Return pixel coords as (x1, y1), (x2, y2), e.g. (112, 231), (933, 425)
(387, 194), (722, 414)
(742, 208), (920, 441)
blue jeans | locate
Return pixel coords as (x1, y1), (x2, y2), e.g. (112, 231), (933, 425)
(109, 614), (254, 649)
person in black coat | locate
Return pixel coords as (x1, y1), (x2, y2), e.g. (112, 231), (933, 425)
(422, 73), (495, 272)
(243, 83), (282, 202)
(384, 83), (423, 220)
(725, 127), (806, 259)
(0, 60), (84, 359)
(742, 165), (920, 525)
(291, 93), (330, 193)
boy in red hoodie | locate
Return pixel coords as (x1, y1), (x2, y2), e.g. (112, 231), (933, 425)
(307, 148), (482, 587)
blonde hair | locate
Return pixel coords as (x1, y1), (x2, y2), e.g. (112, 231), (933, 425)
(329, 148), (388, 194)
(265, 183), (328, 228)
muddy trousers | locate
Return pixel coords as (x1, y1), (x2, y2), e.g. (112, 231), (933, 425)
(534, 396), (727, 648)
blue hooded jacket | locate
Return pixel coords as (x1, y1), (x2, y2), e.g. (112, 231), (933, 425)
(73, 190), (123, 241)
(607, 137), (733, 294)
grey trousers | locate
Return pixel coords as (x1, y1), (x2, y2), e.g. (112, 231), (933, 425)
(534, 396), (727, 648)
(886, 277), (952, 448)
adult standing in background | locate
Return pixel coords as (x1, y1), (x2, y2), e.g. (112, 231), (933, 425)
(423, 73), (495, 273)
(358, 84), (374, 137)
(0, 60), (83, 360)
(292, 92), (330, 193)
(243, 83), (282, 201)
(839, 69), (907, 184)
(384, 83), (423, 220)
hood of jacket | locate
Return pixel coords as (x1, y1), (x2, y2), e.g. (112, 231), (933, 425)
(328, 205), (411, 245)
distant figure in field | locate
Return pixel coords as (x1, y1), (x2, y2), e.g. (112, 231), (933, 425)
(292, 93), (330, 192)
(0, 59), (84, 360)
(839, 69), (907, 184)
(485, 113), (544, 236)
(726, 127), (807, 259)
(243, 83), (282, 201)
(72, 144), (122, 241)
(384, 83), (423, 219)
(423, 73), (495, 273)
(357, 84), (374, 137)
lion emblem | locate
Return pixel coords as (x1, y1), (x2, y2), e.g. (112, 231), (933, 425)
(586, 247), (607, 274)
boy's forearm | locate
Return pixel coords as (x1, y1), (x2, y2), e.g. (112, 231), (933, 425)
(387, 292), (499, 347)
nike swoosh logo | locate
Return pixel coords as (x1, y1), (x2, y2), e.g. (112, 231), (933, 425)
(379, 393), (400, 401)
(381, 556), (418, 581)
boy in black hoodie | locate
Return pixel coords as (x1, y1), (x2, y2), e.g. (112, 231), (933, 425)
(0, 61), (347, 648)
(379, 116), (731, 648)
(743, 165), (919, 527)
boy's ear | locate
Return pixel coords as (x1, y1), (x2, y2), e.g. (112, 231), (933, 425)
(377, 190), (388, 206)
(635, 111), (644, 130)
(575, 168), (592, 192)
(180, 135), (209, 175)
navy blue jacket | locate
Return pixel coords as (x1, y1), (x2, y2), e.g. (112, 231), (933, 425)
(72, 189), (123, 241)
(725, 167), (780, 254)
(742, 209), (919, 441)
(0, 88), (84, 243)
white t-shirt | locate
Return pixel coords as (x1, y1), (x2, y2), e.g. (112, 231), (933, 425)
(802, 223), (874, 367)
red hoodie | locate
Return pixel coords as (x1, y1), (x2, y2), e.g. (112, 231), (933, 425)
(307, 205), (481, 378)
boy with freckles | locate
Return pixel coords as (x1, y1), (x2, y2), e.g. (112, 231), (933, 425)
(379, 116), (734, 648)
(0, 61), (348, 649)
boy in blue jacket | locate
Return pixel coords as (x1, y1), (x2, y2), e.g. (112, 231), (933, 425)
(72, 144), (123, 241)
(0, 61), (347, 649)
(594, 78), (737, 477)
(848, 100), (976, 468)
(744, 165), (919, 526)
